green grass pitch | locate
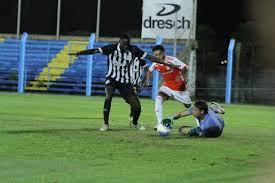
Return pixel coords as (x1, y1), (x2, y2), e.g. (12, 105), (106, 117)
(0, 92), (275, 183)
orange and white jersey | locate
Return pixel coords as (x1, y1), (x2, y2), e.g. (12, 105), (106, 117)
(149, 55), (188, 91)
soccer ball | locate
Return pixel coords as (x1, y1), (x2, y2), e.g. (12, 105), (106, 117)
(157, 124), (171, 136)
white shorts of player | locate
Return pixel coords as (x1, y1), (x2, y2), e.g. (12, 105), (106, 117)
(159, 86), (192, 105)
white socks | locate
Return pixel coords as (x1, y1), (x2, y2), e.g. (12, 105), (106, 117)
(155, 96), (163, 125)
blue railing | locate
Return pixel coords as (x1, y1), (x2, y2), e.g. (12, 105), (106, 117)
(151, 36), (163, 100)
(86, 33), (96, 96)
(225, 38), (236, 104)
(18, 32), (28, 94)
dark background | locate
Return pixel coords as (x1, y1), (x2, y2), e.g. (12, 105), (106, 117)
(1, 0), (274, 104)
(0, 0), (246, 38)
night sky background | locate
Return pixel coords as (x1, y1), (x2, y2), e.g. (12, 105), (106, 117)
(0, 0), (247, 39)
(0, 0), (274, 103)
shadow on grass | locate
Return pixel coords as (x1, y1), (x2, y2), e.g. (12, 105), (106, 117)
(56, 117), (102, 120)
(4, 128), (130, 134)
(146, 133), (210, 140)
(146, 134), (185, 140)
(0, 112), (102, 120)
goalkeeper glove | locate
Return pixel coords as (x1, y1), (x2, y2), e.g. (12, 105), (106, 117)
(162, 115), (174, 129)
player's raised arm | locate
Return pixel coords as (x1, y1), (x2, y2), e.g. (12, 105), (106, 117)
(131, 44), (175, 68)
(68, 48), (100, 56)
(68, 44), (115, 56)
(145, 54), (175, 68)
(170, 57), (188, 79)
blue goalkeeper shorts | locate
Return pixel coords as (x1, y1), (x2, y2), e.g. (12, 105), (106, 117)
(188, 127), (202, 137)
(188, 126), (223, 138)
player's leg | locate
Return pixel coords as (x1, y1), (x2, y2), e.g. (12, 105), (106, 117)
(178, 126), (203, 137)
(155, 92), (169, 126)
(161, 90), (194, 129)
(179, 126), (223, 138)
(154, 86), (170, 129)
(165, 90), (198, 125)
(203, 127), (223, 138)
(117, 83), (145, 130)
(129, 85), (140, 122)
(100, 80), (116, 131)
(173, 90), (192, 109)
(162, 89), (192, 120)
(133, 85), (140, 94)
(210, 102), (225, 114)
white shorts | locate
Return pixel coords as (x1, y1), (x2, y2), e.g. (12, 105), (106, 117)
(159, 86), (192, 104)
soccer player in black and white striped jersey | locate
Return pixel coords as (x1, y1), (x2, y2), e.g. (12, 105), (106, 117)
(69, 34), (174, 131)
(130, 57), (148, 93)
(128, 57), (148, 124)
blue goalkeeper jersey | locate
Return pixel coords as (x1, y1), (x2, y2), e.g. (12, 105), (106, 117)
(199, 109), (224, 133)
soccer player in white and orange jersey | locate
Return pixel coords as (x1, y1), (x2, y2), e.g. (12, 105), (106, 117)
(144, 45), (192, 130)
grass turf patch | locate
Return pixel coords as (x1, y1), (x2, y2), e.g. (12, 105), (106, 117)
(0, 92), (275, 183)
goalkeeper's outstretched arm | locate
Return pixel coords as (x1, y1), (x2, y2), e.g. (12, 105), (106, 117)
(171, 108), (193, 120)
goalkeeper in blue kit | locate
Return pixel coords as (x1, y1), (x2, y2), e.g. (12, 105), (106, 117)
(162, 100), (225, 138)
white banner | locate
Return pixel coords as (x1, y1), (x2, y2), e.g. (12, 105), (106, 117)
(141, 0), (194, 39)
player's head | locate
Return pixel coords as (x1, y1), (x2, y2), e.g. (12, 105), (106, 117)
(119, 34), (131, 51)
(192, 100), (208, 118)
(152, 45), (165, 60)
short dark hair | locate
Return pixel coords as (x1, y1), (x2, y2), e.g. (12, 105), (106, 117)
(152, 45), (165, 52)
(120, 34), (130, 41)
(194, 100), (208, 114)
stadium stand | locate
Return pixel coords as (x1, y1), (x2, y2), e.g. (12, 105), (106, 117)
(0, 38), (185, 97)
(0, 39), (67, 90)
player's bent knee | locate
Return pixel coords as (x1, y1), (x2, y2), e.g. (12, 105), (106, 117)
(158, 92), (169, 101)
(127, 98), (141, 111)
(105, 95), (113, 100)
(178, 126), (193, 136)
(133, 104), (141, 112)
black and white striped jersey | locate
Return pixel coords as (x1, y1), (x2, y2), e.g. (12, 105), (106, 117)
(98, 44), (147, 84)
(130, 58), (147, 86)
